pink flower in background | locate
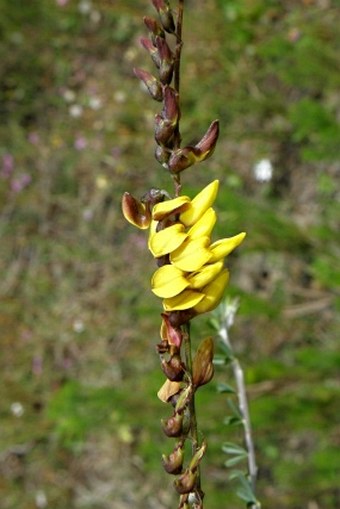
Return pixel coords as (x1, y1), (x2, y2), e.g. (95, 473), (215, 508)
(1, 153), (14, 178)
(11, 173), (32, 193)
(56, 0), (69, 6)
(74, 135), (87, 150)
(28, 132), (40, 145)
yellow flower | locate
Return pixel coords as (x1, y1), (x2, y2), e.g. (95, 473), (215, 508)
(122, 180), (246, 316)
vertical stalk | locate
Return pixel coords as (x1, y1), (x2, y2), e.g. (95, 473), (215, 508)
(172, 0), (184, 196)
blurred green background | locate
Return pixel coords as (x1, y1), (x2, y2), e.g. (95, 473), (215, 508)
(0, 0), (339, 508)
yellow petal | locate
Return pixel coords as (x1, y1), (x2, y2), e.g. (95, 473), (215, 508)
(187, 260), (224, 290)
(152, 196), (190, 221)
(149, 223), (188, 257)
(163, 289), (204, 311)
(193, 269), (229, 314)
(180, 180), (219, 227)
(151, 265), (189, 298)
(187, 207), (217, 240)
(170, 236), (212, 272)
(209, 232), (246, 262)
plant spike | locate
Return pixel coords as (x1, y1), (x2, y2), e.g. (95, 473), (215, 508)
(122, 2), (246, 507)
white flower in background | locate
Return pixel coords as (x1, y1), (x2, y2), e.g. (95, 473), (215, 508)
(89, 96), (102, 110)
(78, 0), (91, 14)
(69, 104), (83, 118)
(73, 319), (85, 333)
(10, 402), (24, 417)
(62, 89), (76, 103)
(35, 490), (48, 509)
(253, 158), (273, 183)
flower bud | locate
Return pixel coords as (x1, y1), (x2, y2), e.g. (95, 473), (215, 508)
(162, 442), (184, 474)
(160, 314), (183, 347)
(175, 383), (193, 413)
(155, 144), (171, 167)
(168, 146), (198, 173)
(140, 36), (160, 68)
(192, 337), (214, 388)
(188, 440), (207, 471)
(162, 411), (184, 437)
(155, 114), (176, 145)
(152, 0), (175, 33)
(174, 468), (197, 494)
(121, 192), (151, 229)
(143, 16), (165, 42)
(162, 85), (180, 124)
(155, 36), (174, 84)
(161, 354), (185, 381)
(133, 67), (163, 101)
(194, 119), (219, 160)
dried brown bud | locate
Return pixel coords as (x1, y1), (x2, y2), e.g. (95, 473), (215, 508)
(162, 411), (184, 437)
(162, 442), (184, 474)
(174, 468), (197, 494)
(192, 337), (214, 388)
(133, 67), (163, 101)
(121, 192), (151, 229)
(161, 354), (185, 381)
(151, 0), (175, 33)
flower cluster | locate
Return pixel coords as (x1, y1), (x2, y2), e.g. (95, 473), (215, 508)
(122, 179), (245, 321)
(134, 0), (219, 175)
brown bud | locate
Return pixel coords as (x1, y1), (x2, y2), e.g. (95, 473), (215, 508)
(143, 16), (165, 42)
(162, 442), (184, 474)
(155, 36), (174, 83)
(192, 337), (214, 388)
(140, 36), (160, 68)
(121, 192), (151, 229)
(168, 146), (198, 173)
(161, 313), (183, 348)
(168, 310), (196, 328)
(174, 468), (197, 494)
(162, 411), (184, 437)
(168, 120), (220, 174)
(155, 144), (171, 166)
(194, 119), (219, 159)
(133, 67), (163, 101)
(161, 354), (185, 381)
(151, 0), (175, 33)
(155, 114), (175, 145)
(162, 86), (180, 125)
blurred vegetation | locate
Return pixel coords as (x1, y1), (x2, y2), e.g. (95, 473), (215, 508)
(0, 0), (339, 508)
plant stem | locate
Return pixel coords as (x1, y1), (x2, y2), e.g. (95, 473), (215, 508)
(172, 0), (184, 195)
(183, 321), (202, 503)
(231, 357), (258, 498)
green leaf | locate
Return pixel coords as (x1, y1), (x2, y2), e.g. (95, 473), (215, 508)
(224, 415), (242, 426)
(217, 382), (235, 394)
(222, 442), (248, 456)
(224, 454), (247, 467)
